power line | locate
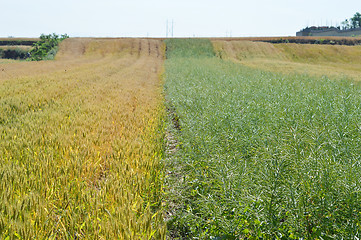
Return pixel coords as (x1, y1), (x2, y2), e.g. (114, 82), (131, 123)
(166, 19), (174, 38)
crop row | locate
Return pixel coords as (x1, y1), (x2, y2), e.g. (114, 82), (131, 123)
(164, 39), (361, 239)
(2, 37), (361, 239)
(0, 39), (166, 239)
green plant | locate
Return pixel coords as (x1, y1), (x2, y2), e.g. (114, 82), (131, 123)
(165, 38), (215, 59)
(164, 39), (361, 239)
(29, 33), (69, 61)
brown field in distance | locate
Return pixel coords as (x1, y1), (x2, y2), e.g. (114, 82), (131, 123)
(210, 36), (361, 44)
(212, 39), (361, 81)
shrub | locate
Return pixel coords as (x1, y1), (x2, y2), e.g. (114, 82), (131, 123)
(29, 33), (69, 61)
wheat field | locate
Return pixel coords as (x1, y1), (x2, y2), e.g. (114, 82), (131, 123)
(0, 38), (166, 239)
(212, 40), (361, 81)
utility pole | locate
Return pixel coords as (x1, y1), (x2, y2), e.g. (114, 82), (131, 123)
(166, 20), (168, 38)
(165, 19), (174, 38)
(172, 20), (174, 38)
(166, 19), (174, 38)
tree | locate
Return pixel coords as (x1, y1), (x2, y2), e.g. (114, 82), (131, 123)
(29, 33), (69, 61)
(341, 19), (350, 30)
(350, 12), (361, 28)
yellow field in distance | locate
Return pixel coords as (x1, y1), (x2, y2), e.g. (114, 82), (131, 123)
(212, 40), (361, 81)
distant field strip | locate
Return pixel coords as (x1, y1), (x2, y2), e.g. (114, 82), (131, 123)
(0, 46), (32, 51)
(0, 38), (166, 239)
(0, 39), (38, 46)
(209, 36), (361, 45)
(212, 40), (361, 81)
(164, 39), (361, 239)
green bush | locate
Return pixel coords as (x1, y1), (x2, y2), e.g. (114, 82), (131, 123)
(29, 33), (69, 61)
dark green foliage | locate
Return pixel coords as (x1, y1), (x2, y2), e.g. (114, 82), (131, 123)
(342, 12), (361, 30)
(351, 12), (361, 28)
(164, 39), (361, 239)
(29, 33), (69, 61)
(263, 38), (361, 45)
(0, 40), (37, 46)
(0, 48), (28, 60)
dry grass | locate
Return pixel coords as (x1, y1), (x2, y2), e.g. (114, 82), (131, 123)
(0, 46), (32, 51)
(0, 38), (166, 239)
(212, 40), (361, 81)
(209, 36), (361, 43)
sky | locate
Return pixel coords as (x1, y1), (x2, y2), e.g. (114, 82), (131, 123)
(1, 0), (359, 38)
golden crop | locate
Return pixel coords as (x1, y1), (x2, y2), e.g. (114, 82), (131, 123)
(0, 38), (166, 239)
(212, 40), (361, 81)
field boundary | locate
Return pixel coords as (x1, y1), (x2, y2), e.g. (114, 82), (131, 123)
(209, 36), (361, 45)
(0, 39), (38, 46)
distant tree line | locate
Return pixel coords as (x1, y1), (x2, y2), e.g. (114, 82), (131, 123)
(341, 12), (361, 30)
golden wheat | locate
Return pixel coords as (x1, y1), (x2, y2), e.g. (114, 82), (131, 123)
(0, 38), (166, 239)
(212, 40), (361, 81)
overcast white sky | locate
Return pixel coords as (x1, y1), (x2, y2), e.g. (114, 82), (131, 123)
(1, 0), (359, 38)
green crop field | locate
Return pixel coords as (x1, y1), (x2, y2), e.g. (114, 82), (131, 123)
(164, 39), (361, 239)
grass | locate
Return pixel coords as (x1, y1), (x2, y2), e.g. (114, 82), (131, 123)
(0, 38), (166, 239)
(164, 39), (361, 239)
(212, 40), (361, 81)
